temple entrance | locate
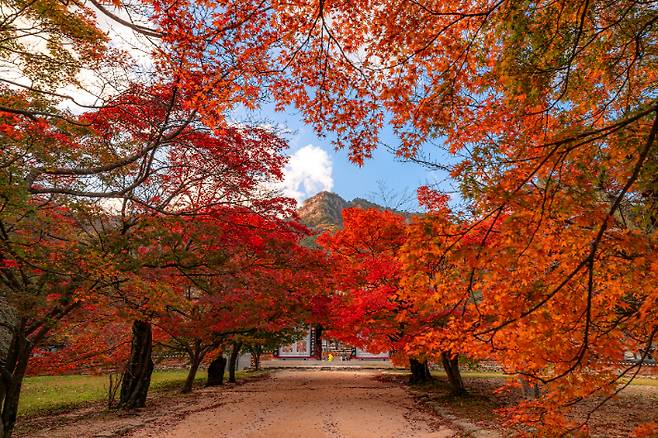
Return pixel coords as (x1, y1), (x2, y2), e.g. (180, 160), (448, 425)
(274, 329), (390, 361)
(322, 339), (354, 361)
(277, 329), (312, 358)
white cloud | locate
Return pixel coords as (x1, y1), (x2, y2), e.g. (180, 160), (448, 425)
(281, 145), (334, 203)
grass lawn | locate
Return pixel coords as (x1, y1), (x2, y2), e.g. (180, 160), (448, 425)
(441, 370), (658, 385)
(388, 368), (658, 390)
(622, 375), (658, 387)
(19, 369), (259, 417)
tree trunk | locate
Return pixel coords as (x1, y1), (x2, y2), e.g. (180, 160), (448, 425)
(228, 342), (242, 383)
(118, 320), (154, 409)
(206, 354), (227, 386)
(0, 329), (31, 438)
(107, 373), (122, 409)
(250, 346), (262, 371)
(441, 351), (466, 395)
(181, 356), (201, 394)
(409, 358), (432, 384)
(181, 340), (206, 394)
(314, 325), (323, 359)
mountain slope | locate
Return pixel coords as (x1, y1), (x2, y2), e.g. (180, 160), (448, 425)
(297, 191), (393, 231)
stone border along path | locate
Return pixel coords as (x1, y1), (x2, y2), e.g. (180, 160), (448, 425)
(410, 390), (503, 438)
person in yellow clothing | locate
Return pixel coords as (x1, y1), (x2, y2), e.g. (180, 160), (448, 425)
(327, 353), (334, 362)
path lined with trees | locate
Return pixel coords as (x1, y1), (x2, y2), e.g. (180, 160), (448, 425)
(38, 370), (458, 438)
(17, 369), (657, 438)
(1, 0), (657, 436)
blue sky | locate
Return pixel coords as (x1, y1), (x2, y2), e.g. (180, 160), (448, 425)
(238, 104), (456, 211)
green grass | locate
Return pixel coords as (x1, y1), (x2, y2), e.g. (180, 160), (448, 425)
(460, 371), (507, 379)
(622, 376), (658, 387)
(459, 371), (658, 387)
(396, 369), (658, 387)
(18, 369), (259, 417)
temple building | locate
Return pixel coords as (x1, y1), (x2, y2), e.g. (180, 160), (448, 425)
(275, 327), (389, 360)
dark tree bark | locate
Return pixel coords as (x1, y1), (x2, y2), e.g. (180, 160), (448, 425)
(0, 296), (79, 437)
(409, 358), (432, 384)
(0, 328), (31, 438)
(228, 342), (242, 383)
(181, 341), (205, 394)
(314, 325), (323, 359)
(118, 320), (154, 409)
(206, 354), (227, 386)
(181, 358), (201, 394)
(441, 351), (466, 395)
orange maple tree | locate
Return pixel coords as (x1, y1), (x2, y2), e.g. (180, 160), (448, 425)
(2, 0), (657, 435)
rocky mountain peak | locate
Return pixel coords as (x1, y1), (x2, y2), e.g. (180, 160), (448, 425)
(297, 191), (349, 230)
(297, 191), (395, 231)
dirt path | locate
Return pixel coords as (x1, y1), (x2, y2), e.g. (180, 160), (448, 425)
(16, 370), (656, 438)
(129, 370), (455, 438)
